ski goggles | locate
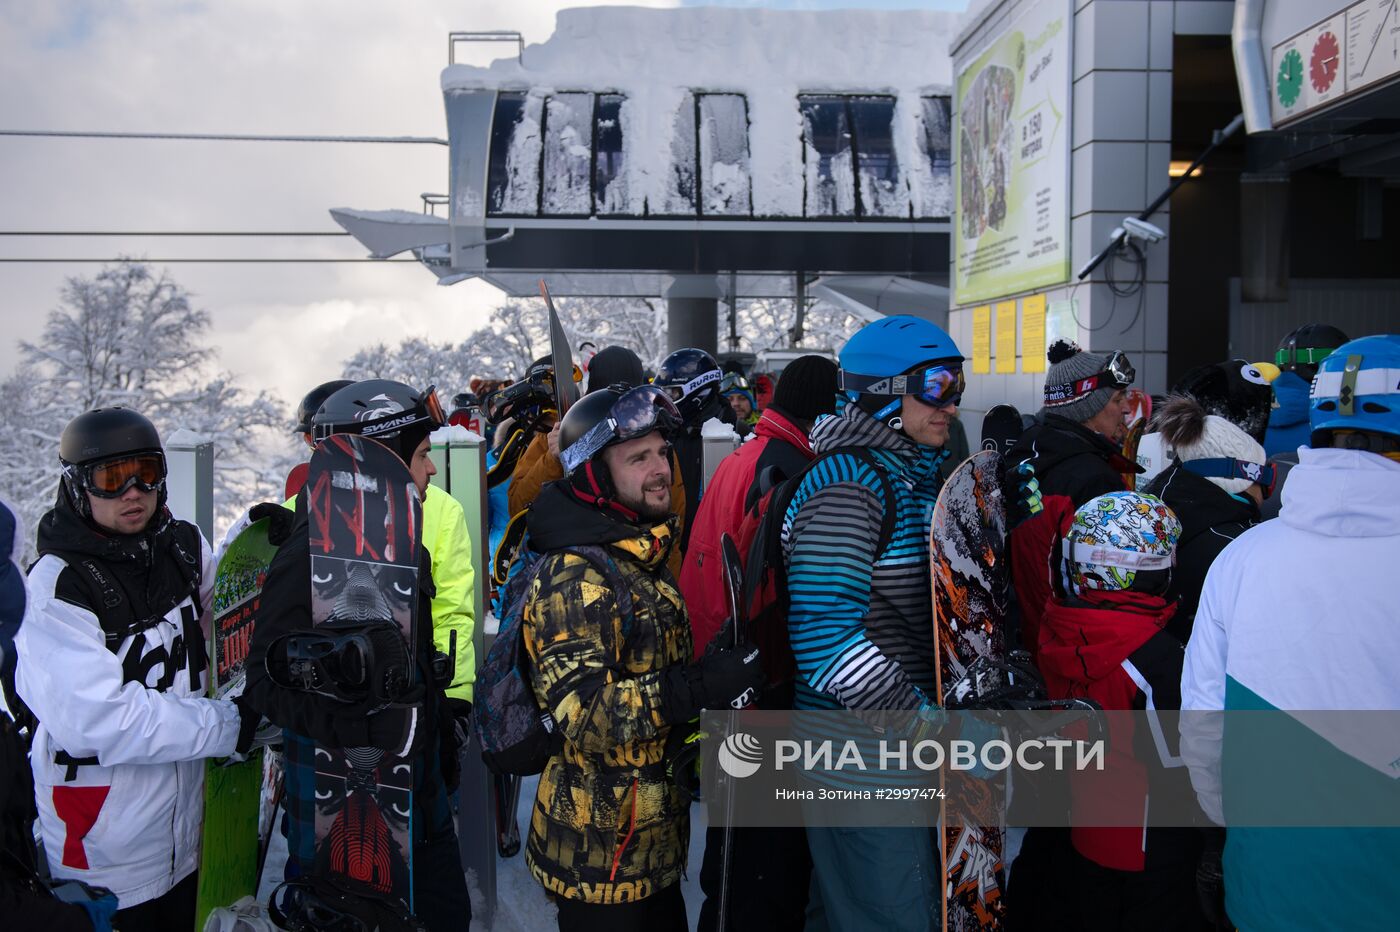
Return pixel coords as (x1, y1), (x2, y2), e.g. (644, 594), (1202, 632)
(839, 362), (966, 408)
(1275, 345), (1338, 368)
(720, 373), (751, 394)
(79, 453), (167, 498)
(1062, 537), (1175, 571)
(1180, 457), (1277, 498)
(356, 385), (446, 440)
(1043, 351), (1135, 407)
(658, 368), (722, 404)
(561, 385), (682, 475)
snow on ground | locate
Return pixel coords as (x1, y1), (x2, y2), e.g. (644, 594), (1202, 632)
(442, 5), (960, 220)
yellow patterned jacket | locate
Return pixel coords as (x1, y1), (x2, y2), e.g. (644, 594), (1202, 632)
(521, 482), (692, 905)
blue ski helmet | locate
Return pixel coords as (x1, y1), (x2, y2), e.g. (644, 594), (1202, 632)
(1309, 334), (1400, 451)
(839, 315), (964, 429)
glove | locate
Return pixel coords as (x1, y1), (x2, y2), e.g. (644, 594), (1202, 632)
(232, 693), (263, 756)
(1011, 461), (1043, 524)
(658, 643), (763, 724)
(249, 502), (296, 545)
(446, 697), (473, 752)
(1197, 828), (1230, 928)
(51, 880), (117, 932)
(365, 688), (428, 757)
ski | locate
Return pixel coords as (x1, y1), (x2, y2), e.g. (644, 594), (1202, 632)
(494, 772), (523, 858)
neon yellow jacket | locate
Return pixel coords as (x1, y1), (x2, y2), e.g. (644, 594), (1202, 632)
(270, 484), (477, 702)
(422, 484), (477, 703)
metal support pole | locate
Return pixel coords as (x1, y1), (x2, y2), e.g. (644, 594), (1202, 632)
(428, 430), (496, 926)
(164, 429), (214, 542)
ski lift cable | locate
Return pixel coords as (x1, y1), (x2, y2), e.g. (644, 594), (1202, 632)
(0, 257), (419, 263)
(0, 231), (351, 237)
(0, 130), (448, 145)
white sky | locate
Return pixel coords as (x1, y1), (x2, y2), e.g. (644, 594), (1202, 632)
(0, 1), (965, 413)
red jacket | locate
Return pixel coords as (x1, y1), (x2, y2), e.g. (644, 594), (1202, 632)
(679, 407), (813, 662)
(1038, 590), (1197, 871)
(1004, 414), (1138, 661)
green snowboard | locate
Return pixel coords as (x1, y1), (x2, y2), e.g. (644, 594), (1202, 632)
(195, 517), (280, 930)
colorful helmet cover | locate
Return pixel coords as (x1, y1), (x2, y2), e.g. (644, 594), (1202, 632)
(1062, 491), (1181, 594)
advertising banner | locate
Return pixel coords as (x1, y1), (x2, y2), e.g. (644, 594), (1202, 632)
(953, 0), (1072, 307)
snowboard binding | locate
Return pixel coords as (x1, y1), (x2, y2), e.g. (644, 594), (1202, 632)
(266, 621), (413, 706)
(269, 877), (425, 932)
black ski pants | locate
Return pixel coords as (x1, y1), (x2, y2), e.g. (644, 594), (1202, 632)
(112, 871), (197, 932)
(553, 882), (687, 932)
(414, 825), (472, 932)
(698, 824), (812, 931)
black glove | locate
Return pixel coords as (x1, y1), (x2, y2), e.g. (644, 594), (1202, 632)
(445, 697), (473, 753)
(249, 502), (296, 545)
(233, 693), (262, 755)
(365, 687), (428, 757)
(658, 643), (763, 724)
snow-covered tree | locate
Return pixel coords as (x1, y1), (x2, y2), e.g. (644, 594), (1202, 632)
(0, 261), (289, 558)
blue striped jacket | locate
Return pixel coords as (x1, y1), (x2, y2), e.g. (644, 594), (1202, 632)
(782, 404), (947, 713)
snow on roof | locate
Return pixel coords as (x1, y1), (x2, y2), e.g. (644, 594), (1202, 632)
(442, 5), (960, 219)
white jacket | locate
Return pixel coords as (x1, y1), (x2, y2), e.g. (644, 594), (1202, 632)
(1180, 447), (1400, 930)
(16, 532), (242, 908)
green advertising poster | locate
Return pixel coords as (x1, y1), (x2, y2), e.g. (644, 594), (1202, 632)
(954, 0), (1072, 306)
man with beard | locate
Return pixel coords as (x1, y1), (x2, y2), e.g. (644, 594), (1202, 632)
(520, 384), (763, 932)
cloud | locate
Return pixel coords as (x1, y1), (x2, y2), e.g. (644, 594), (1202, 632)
(0, 0), (676, 411)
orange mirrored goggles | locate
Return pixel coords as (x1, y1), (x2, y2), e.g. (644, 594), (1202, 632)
(85, 453), (167, 497)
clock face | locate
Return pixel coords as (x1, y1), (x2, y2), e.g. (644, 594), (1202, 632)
(1310, 31), (1340, 94)
(1277, 47), (1304, 108)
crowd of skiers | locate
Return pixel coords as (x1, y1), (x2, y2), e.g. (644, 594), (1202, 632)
(1, 314), (1396, 932)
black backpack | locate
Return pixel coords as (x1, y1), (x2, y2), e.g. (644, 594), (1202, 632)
(740, 447), (898, 685)
(474, 543), (635, 776)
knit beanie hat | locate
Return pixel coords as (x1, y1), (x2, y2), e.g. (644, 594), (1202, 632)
(772, 355), (840, 422)
(1155, 394), (1267, 496)
(584, 345), (644, 394)
(1041, 340), (1120, 423)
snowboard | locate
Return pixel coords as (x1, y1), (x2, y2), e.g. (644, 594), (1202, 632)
(195, 517), (280, 931)
(1121, 417), (1147, 491)
(539, 280), (579, 417)
(1124, 388), (1152, 426)
(304, 434), (423, 911)
(930, 449), (1011, 930)
(979, 405), (1023, 459)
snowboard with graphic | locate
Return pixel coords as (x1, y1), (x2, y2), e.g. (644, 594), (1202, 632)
(303, 434), (423, 910)
(930, 449), (1010, 930)
(195, 517), (280, 930)
(979, 405), (1023, 459)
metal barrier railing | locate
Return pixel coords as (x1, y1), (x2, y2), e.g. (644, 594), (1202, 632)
(448, 31), (524, 66)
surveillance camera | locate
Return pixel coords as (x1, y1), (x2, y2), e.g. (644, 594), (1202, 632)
(1120, 217), (1166, 244)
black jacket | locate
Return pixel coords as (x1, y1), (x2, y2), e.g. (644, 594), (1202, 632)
(36, 491), (204, 651)
(1003, 413), (1138, 657)
(1142, 463), (1260, 643)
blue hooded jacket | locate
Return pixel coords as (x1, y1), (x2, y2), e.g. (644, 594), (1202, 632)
(1263, 371), (1311, 457)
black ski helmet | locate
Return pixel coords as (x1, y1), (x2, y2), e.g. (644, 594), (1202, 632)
(311, 379), (445, 463)
(1276, 324), (1349, 381)
(58, 407), (167, 519)
(557, 383), (681, 515)
(653, 348), (723, 427)
(294, 379), (354, 435)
